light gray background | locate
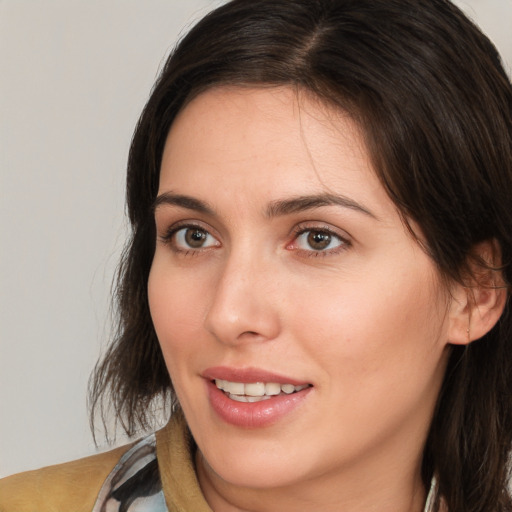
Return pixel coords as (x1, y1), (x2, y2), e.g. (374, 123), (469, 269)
(1, 0), (511, 478)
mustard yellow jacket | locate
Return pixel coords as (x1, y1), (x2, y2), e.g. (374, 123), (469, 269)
(0, 413), (212, 512)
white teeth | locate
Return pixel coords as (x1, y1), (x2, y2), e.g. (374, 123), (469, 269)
(265, 382), (281, 396)
(231, 382), (245, 394)
(229, 394), (247, 402)
(246, 395), (271, 402)
(215, 379), (243, 395)
(217, 380), (244, 395)
(245, 382), (265, 396)
(214, 379), (310, 399)
(281, 384), (295, 394)
(228, 394), (272, 403)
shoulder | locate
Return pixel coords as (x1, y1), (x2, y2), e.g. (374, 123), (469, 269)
(0, 443), (133, 512)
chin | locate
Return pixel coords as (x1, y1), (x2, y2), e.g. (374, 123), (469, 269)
(204, 451), (307, 490)
(196, 428), (322, 491)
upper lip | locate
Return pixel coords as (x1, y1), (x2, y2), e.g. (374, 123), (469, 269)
(202, 366), (311, 386)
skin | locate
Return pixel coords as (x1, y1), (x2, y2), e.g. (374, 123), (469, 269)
(148, 86), (456, 512)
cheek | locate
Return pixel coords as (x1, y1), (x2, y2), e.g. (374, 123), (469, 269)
(291, 268), (449, 451)
(292, 262), (448, 384)
(148, 260), (207, 370)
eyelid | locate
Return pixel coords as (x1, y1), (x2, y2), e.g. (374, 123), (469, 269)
(286, 222), (352, 255)
(158, 220), (221, 252)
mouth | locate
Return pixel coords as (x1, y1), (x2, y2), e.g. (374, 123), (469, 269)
(203, 368), (313, 427)
(214, 379), (312, 403)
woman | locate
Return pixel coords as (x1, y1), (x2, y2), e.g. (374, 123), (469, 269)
(1, 0), (511, 511)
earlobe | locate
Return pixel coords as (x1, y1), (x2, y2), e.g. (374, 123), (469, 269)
(447, 240), (507, 346)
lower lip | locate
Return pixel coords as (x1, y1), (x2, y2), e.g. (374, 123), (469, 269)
(206, 380), (312, 428)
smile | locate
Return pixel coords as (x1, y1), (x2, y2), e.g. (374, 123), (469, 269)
(205, 370), (313, 427)
(215, 380), (311, 402)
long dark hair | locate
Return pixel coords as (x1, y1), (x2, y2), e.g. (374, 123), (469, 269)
(89, 1), (512, 510)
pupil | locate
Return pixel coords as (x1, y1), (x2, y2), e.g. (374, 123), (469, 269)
(308, 231), (330, 250)
(186, 229), (206, 247)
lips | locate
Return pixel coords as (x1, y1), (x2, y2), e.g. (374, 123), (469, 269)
(203, 366), (313, 427)
(203, 366), (311, 386)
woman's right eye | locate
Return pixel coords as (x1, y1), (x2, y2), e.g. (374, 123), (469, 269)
(162, 225), (220, 252)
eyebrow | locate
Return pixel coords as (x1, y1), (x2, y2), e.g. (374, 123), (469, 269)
(266, 193), (377, 219)
(153, 191), (377, 220)
(152, 192), (215, 215)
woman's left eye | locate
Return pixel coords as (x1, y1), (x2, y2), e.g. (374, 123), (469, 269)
(291, 228), (349, 254)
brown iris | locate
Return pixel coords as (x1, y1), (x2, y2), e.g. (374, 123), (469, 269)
(185, 228), (208, 248)
(307, 231), (331, 250)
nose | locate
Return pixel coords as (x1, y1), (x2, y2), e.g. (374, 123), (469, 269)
(204, 249), (281, 346)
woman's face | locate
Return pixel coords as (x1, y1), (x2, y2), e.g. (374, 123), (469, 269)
(149, 87), (452, 498)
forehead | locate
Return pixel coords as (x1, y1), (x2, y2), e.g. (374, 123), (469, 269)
(169, 86), (364, 152)
(159, 86), (394, 219)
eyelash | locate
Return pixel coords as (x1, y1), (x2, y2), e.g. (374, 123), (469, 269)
(288, 225), (351, 257)
(159, 223), (219, 255)
(158, 222), (351, 257)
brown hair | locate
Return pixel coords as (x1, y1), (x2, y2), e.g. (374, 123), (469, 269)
(89, 1), (512, 510)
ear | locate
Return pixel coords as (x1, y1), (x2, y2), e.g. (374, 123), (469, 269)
(447, 240), (507, 345)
